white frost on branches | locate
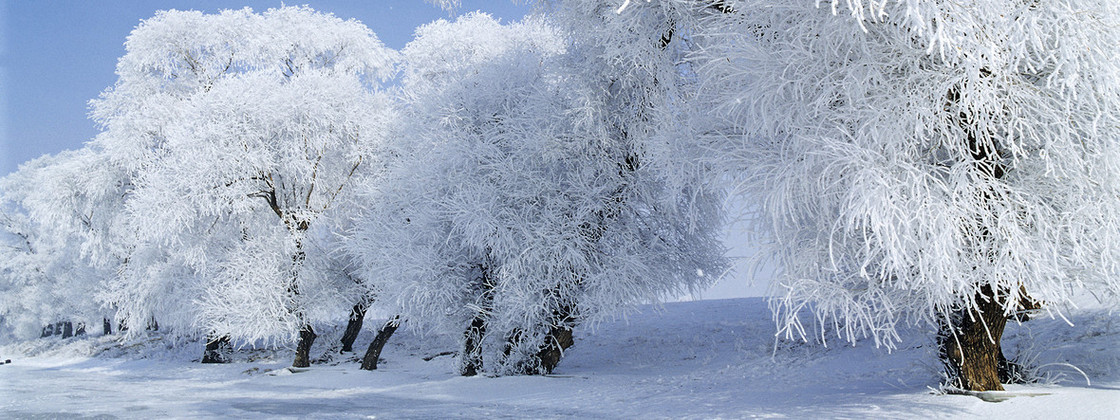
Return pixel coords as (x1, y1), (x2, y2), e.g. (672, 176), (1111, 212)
(347, 10), (725, 374)
(90, 6), (396, 343)
(694, 0), (1120, 348)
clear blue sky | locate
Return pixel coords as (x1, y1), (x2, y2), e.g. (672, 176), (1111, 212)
(0, 1), (531, 176)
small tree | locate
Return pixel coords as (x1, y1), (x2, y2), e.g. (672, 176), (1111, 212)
(694, 0), (1120, 390)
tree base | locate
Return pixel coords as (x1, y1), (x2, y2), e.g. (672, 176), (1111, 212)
(202, 335), (232, 364)
(360, 317), (399, 370)
(292, 325), (317, 368)
(938, 286), (1010, 392)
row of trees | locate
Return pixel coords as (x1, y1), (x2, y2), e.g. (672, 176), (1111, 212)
(3, 1), (1119, 391)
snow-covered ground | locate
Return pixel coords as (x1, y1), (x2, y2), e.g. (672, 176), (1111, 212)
(2, 297), (1118, 419)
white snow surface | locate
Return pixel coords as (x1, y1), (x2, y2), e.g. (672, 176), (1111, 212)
(2, 297), (1117, 419)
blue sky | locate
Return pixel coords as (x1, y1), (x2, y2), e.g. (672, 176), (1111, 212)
(0, 1), (531, 176)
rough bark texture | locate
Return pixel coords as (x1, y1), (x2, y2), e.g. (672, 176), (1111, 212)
(938, 286), (1009, 391)
(292, 324), (317, 368)
(340, 302), (368, 353)
(202, 334), (231, 364)
(360, 317), (400, 371)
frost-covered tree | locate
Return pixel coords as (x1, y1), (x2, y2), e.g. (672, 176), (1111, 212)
(0, 146), (129, 341)
(348, 11), (724, 376)
(90, 6), (396, 367)
(694, 0), (1120, 390)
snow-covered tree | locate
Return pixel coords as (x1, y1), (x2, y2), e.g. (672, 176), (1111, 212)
(90, 6), (396, 366)
(693, 0), (1120, 390)
(0, 146), (129, 341)
(348, 11), (724, 376)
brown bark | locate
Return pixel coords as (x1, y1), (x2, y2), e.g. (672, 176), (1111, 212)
(340, 301), (368, 353)
(292, 324), (317, 368)
(537, 326), (574, 374)
(360, 316), (400, 371)
(939, 285), (1009, 391)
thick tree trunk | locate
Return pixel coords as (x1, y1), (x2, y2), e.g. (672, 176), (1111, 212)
(360, 316), (400, 371)
(292, 324), (317, 368)
(60, 322), (73, 339)
(537, 326), (575, 374)
(202, 334), (231, 364)
(502, 319), (577, 374)
(340, 301), (368, 353)
(938, 286), (1009, 391)
(103, 318), (113, 335)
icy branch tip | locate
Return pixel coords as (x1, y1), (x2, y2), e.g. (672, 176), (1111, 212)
(616, 0), (651, 14)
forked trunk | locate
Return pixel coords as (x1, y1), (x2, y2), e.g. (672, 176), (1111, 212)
(202, 334), (231, 364)
(360, 316), (400, 371)
(292, 324), (317, 368)
(340, 301), (368, 353)
(938, 286), (1009, 391)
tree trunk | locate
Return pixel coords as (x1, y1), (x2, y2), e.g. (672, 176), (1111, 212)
(292, 324), (317, 368)
(202, 334), (231, 364)
(340, 301), (368, 353)
(938, 286), (1009, 391)
(537, 326), (574, 374)
(937, 73), (1016, 392)
(75, 322), (86, 336)
(502, 319), (577, 374)
(461, 316), (486, 376)
(60, 322), (73, 338)
(103, 318), (112, 335)
(360, 316), (400, 371)
(461, 263), (495, 376)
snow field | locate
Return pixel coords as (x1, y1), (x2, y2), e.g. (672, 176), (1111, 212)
(2, 297), (1117, 419)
